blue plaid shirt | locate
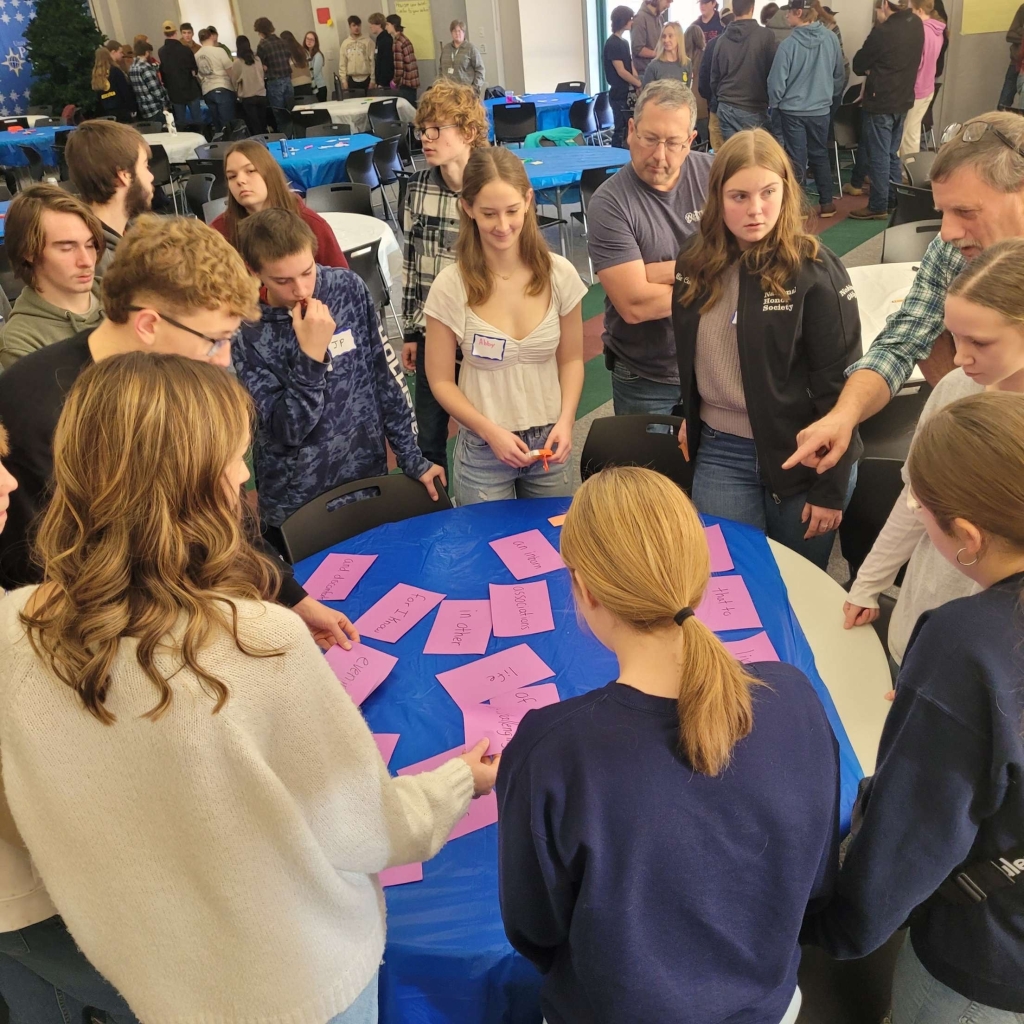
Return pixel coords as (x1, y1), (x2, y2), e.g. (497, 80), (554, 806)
(129, 58), (168, 120)
(847, 236), (967, 395)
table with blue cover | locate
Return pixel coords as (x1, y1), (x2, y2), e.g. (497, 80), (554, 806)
(0, 126), (72, 167)
(270, 133), (380, 192)
(295, 497), (864, 1024)
(484, 92), (588, 140)
(0, 199), (10, 243)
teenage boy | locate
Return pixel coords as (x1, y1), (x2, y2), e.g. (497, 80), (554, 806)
(196, 27), (237, 131)
(157, 21), (202, 126)
(368, 13), (394, 90)
(401, 79), (489, 477)
(340, 16), (375, 96)
(180, 22), (201, 53)
(711, 0), (779, 139)
(0, 185), (105, 368)
(254, 18), (294, 111)
(387, 15), (420, 107)
(207, 26), (234, 58)
(234, 209), (445, 540)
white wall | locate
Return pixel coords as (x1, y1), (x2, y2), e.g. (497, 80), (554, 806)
(466, 0), (503, 87)
(517, 0), (586, 91)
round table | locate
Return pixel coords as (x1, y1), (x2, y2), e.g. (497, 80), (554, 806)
(0, 125), (71, 166)
(270, 133), (380, 192)
(295, 497), (889, 1024)
(319, 211), (401, 301)
(484, 92), (589, 140)
(142, 131), (206, 164)
(293, 97), (417, 134)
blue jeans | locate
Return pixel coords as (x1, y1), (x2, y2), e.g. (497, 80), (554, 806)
(691, 425), (856, 570)
(890, 936), (1024, 1024)
(779, 111), (834, 205)
(452, 425), (574, 505)
(0, 915), (138, 1024)
(266, 76), (294, 112)
(852, 110), (905, 213)
(999, 62), (1019, 109)
(171, 97), (202, 128)
(326, 972), (378, 1024)
(717, 101), (769, 140)
(609, 358), (680, 415)
(204, 87), (236, 131)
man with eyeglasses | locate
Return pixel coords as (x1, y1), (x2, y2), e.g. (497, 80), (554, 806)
(786, 110), (1024, 475)
(587, 79), (713, 415)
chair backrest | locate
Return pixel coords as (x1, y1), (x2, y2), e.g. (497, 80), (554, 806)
(888, 183), (939, 228)
(148, 144), (172, 188)
(343, 239), (389, 307)
(579, 166), (620, 210)
(0, 117), (29, 129)
(203, 196), (229, 223)
(833, 104), (859, 148)
(372, 134), (403, 184)
(881, 220), (940, 264)
(305, 122), (352, 138)
(580, 415), (693, 493)
(291, 108), (331, 138)
(902, 150), (936, 187)
(183, 173), (216, 218)
(0, 241), (23, 302)
(0, 181), (12, 202)
(493, 102), (538, 144)
(333, 71), (344, 101)
(16, 145), (44, 180)
(568, 97), (598, 137)
(223, 119), (249, 141)
(304, 181), (373, 215)
(343, 146), (381, 190)
(556, 81), (587, 92)
(269, 106), (294, 139)
(367, 98), (399, 125)
(279, 473), (453, 563)
(838, 457), (907, 578)
(32, 117), (54, 127)
(594, 91), (613, 131)
(251, 133), (288, 144)
(135, 120), (168, 134)
(195, 141), (233, 161)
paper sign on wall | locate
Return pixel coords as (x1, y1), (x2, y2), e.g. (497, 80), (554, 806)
(395, 0), (436, 59)
(353, 583), (446, 643)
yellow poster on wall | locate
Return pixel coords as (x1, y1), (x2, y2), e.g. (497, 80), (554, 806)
(395, 0), (436, 60)
(962, 0), (1021, 35)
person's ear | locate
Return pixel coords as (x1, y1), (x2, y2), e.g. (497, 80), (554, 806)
(573, 572), (600, 613)
(131, 307), (161, 348)
(115, 167), (133, 191)
(459, 197), (473, 219)
(951, 517), (984, 560)
(524, 187), (535, 209)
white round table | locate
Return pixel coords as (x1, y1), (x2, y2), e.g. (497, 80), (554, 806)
(769, 539), (891, 773)
(142, 131), (206, 164)
(320, 211), (402, 303)
(293, 97), (416, 134)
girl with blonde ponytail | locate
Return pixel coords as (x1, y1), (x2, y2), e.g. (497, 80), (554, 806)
(496, 466), (841, 1024)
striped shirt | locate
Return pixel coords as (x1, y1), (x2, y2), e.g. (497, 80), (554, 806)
(129, 57), (167, 119)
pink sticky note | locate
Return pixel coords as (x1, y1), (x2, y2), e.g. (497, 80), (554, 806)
(302, 552), (377, 602)
(325, 642), (398, 705)
(398, 745), (498, 839)
(548, 514), (567, 527)
(489, 529), (565, 580)
(695, 575), (763, 633)
(379, 862), (423, 887)
(353, 583), (446, 643)
(463, 682), (561, 754)
(436, 644), (555, 708)
(423, 600), (492, 655)
(723, 631), (779, 665)
(704, 524), (734, 574)
(489, 581), (555, 638)
(373, 733), (401, 765)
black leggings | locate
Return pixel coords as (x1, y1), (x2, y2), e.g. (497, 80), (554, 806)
(240, 96), (268, 135)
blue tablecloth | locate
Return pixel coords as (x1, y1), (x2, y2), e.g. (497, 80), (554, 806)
(0, 200), (10, 242)
(271, 133), (380, 192)
(0, 126), (72, 167)
(484, 92), (588, 140)
(295, 497), (863, 1024)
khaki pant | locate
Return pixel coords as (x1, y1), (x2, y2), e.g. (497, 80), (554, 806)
(709, 110), (725, 151)
(899, 92), (933, 159)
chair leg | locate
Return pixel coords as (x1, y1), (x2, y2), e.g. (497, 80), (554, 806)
(833, 141), (842, 192)
(379, 186), (395, 224)
(386, 299), (403, 340)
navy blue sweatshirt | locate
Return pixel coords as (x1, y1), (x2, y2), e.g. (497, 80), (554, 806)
(496, 663), (841, 1024)
(808, 573), (1024, 1012)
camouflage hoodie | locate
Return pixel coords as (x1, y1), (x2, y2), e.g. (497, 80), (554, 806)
(233, 264), (431, 527)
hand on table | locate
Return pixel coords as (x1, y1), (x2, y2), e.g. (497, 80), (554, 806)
(401, 341), (417, 373)
(485, 426), (534, 469)
(801, 503), (842, 540)
(783, 410), (856, 474)
(459, 738), (500, 796)
(291, 298), (336, 363)
(293, 596), (360, 650)
(418, 464), (447, 501)
(542, 419), (573, 465)
(843, 601), (880, 629)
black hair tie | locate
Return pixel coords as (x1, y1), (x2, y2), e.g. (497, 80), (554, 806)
(674, 607), (694, 626)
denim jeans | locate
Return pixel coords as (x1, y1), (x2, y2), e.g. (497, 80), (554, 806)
(204, 87), (236, 131)
(999, 62), (1019, 109)
(889, 936), (1024, 1024)
(266, 76), (294, 112)
(0, 915), (138, 1024)
(851, 110), (905, 214)
(717, 101), (768, 141)
(452, 425), (574, 505)
(414, 339), (456, 483)
(609, 358), (680, 416)
(779, 111), (834, 205)
(172, 97), (203, 128)
(611, 97), (632, 148)
(326, 971), (378, 1024)
(691, 424), (856, 570)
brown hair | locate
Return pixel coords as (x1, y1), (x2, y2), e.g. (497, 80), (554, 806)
(65, 119), (148, 205)
(561, 467), (759, 775)
(932, 111), (1024, 193)
(456, 146), (551, 306)
(368, 12), (386, 27)
(22, 352), (282, 724)
(91, 46), (114, 91)
(611, 4), (634, 31)
(811, 0), (837, 28)
(947, 238), (1024, 328)
(198, 27), (213, 42)
(677, 128), (818, 312)
(253, 17), (274, 35)
(414, 79), (489, 148)
(910, 0), (936, 14)
(134, 40), (153, 57)
(450, 18), (466, 31)
(0, 420), (9, 457)
(280, 30), (306, 63)
(101, 215), (260, 323)
(304, 30), (322, 58)
(5, 184), (105, 287)
(222, 141), (302, 250)
(237, 207), (318, 272)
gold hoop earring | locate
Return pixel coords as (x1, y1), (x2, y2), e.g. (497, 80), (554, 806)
(955, 547), (979, 566)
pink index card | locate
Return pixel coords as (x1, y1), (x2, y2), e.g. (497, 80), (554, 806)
(423, 600), (492, 656)
(463, 682), (560, 754)
(398, 745), (499, 839)
(325, 642), (398, 706)
(548, 514), (567, 527)
(379, 862), (423, 887)
(695, 575), (763, 633)
(373, 733), (401, 765)
(353, 583), (446, 643)
(704, 524), (734, 574)
(302, 552), (377, 602)
(436, 643), (555, 709)
(489, 581), (555, 638)
(489, 529), (565, 580)
(723, 631), (780, 665)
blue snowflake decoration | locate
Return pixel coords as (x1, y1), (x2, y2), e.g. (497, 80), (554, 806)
(0, 0), (33, 114)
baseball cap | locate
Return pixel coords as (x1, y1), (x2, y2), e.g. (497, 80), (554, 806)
(161, 20), (177, 33)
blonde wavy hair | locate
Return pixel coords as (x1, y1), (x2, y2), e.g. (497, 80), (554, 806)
(654, 22), (688, 65)
(22, 353), (283, 725)
(414, 78), (490, 149)
(561, 467), (759, 776)
(91, 46), (114, 91)
(677, 128), (818, 313)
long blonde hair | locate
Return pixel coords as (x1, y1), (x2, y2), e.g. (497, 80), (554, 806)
(22, 353), (283, 725)
(91, 46), (114, 91)
(561, 467), (759, 776)
(654, 21), (687, 65)
(677, 128), (818, 313)
(456, 146), (552, 306)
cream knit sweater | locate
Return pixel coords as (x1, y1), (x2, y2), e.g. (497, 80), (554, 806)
(0, 589), (474, 1024)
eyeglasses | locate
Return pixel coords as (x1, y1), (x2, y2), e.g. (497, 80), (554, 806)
(413, 124), (458, 141)
(127, 306), (239, 358)
(633, 131), (690, 154)
(940, 120), (1024, 161)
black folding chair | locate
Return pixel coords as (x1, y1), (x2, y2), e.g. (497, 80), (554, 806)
(304, 182), (373, 216)
(570, 165), (621, 280)
(291, 108), (331, 138)
(556, 81), (587, 93)
(343, 238), (402, 338)
(194, 141), (234, 161)
(135, 120), (169, 133)
(16, 144), (53, 183)
(493, 102), (537, 146)
(269, 106), (294, 139)
(580, 415), (693, 494)
(250, 133), (288, 144)
(568, 97), (600, 144)
(344, 145), (393, 221)
(880, 220), (940, 264)
(887, 183), (939, 228)
(367, 98), (400, 135)
(594, 91), (614, 144)
(902, 151), (936, 187)
(183, 173), (216, 218)
(0, 241), (23, 302)
(305, 123), (352, 138)
(0, 117), (28, 129)
(186, 159), (227, 200)
(149, 143), (185, 215)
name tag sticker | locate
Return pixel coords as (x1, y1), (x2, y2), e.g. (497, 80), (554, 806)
(329, 328), (357, 359)
(447, 67), (455, 74)
(471, 333), (506, 361)
(731, 310), (738, 326)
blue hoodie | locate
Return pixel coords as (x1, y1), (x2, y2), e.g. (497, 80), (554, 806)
(233, 265), (431, 527)
(768, 20), (844, 117)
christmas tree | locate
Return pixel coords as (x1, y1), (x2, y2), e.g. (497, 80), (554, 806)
(24, 0), (104, 113)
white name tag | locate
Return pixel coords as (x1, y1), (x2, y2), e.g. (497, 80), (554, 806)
(471, 333), (506, 361)
(447, 67), (455, 74)
(731, 310), (738, 326)
(329, 328), (357, 359)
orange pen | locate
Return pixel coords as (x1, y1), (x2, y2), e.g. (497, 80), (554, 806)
(527, 448), (555, 472)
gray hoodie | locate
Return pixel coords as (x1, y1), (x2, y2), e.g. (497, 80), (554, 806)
(0, 286), (103, 370)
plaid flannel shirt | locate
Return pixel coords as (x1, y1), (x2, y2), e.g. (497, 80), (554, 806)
(129, 58), (168, 119)
(847, 236), (967, 395)
(402, 166), (461, 337)
(257, 35), (292, 80)
(393, 33), (420, 88)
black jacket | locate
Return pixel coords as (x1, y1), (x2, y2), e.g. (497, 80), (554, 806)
(96, 65), (136, 122)
(673, 243), (862, 509)
(710, 18), (778, 114)
(158, 38), (201, 103)
(851, 10), (923, 114)
(374, 30), (395, 87)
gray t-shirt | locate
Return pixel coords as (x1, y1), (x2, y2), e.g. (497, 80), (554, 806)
(587, 154), (713, 384)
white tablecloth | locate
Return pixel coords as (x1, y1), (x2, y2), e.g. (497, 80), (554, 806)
(142, 131), (206, 164)
(26, 114), (53, 128)
(847, 261), (926, 386)
(293, 97), (416, 134)
(320, 211), (402, 304)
